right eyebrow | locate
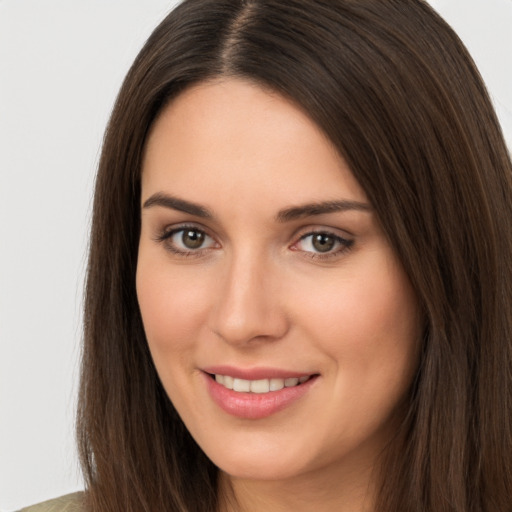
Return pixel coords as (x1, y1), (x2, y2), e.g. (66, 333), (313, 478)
(142, 192), (213, 218)
(276, 199), (372, 222)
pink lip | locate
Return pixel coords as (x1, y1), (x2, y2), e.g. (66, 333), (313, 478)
(202, 368), (318, 420)
(202, 365), (312, 380)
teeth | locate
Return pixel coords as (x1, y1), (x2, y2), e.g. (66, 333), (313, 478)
(250, 379), (270, 393)
(269, 378), (285, 391)
(233, 378), (251, 392)
(214, 374), (310, 393)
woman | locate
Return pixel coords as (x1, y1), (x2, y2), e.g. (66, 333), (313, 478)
(22, 0), (512, 511)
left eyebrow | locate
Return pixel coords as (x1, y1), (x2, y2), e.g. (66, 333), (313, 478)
(142, 192), (213, 218)
(276, 200), (372, 222)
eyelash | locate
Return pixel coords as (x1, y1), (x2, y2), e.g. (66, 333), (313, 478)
(155, 224), (217, 257)
(293, 230), (354, 260)
(155, 225), (354, 260)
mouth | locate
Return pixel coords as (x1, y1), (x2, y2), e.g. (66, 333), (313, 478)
(201, 366), (319, 419)
(208, 373), (313, 394)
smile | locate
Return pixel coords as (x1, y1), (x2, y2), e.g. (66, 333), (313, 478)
(213, 374), (311, 393)
(204, 370), (319, 419)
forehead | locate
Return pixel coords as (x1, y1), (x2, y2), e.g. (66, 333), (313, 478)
(141, 79), (367, 210)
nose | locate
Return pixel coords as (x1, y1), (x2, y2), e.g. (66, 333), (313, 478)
(209, 249), (289, 346)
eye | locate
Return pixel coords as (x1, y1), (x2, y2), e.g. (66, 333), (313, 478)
(157, 226), (217, 255)
(293, 230), (353, 258)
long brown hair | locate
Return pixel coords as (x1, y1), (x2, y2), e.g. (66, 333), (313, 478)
(78, 1), (512, 510)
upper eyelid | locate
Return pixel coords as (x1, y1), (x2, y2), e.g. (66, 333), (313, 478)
(292, 231), (354, 261)
(157, 222), (215, 239)
(154, 223), (355, 247)
(155, 225), (217, 256)
(299, 229), (351, 239)
(292, 224), (355, 241)
(294, 231), (353, 248)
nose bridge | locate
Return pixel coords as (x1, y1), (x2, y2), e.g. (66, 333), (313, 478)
(210, 245), (287, 345)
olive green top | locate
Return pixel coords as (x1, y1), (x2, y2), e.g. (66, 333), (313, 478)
(19, 492), (84, 512)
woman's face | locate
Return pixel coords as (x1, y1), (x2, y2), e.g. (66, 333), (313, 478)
(137, 79), (421, 486)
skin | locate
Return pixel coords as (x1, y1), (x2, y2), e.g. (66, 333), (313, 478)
(137, 78), (421, 512)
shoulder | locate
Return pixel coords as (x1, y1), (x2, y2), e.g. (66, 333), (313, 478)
(19, 492), (85, 512)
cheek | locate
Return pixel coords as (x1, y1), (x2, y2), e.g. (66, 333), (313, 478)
(294, 253), (421, 400)
(136, 256), (210, 358)
(308, 251), (418, 344)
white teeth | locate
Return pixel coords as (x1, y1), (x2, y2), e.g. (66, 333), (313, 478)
(223, 375), (234, 390)
(233, 378), (251, 392)
(214, 374), (310, 393)
(250, 379), (270, 393)
(269, 378), (285, 391)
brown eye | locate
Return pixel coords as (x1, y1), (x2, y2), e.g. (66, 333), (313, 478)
(294, 230), (353, 259)
(159, 226), (217, 255)
(312, 233), (335, 253)
(182, 229), (205, 249)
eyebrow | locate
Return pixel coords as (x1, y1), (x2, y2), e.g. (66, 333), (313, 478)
(275, 200), (372, 222)
(142, 192), (371, 221)
(143, 192), (213, 218)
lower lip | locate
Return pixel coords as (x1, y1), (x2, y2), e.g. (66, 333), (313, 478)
(204, 373), (317, 420)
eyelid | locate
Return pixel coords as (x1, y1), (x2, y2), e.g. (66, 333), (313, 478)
(155, 223), (219, 256)
(290, 227), (354, 260)
(153, 222), (354, 260)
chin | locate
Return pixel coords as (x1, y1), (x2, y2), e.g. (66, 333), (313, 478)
(216, 457), (308, 482)
(193, 434), (303, 480)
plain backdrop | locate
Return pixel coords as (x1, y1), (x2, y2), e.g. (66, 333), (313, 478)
(0, 1), (511, 510)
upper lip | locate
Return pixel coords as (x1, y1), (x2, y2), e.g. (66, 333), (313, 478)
(202, 365), (316, 380)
